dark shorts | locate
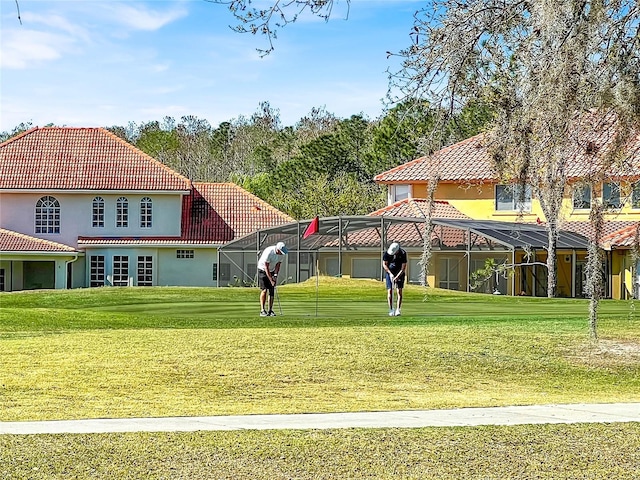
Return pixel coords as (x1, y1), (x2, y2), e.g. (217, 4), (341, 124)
(386, 271), (405, 289)
(258, 270), (275, 295)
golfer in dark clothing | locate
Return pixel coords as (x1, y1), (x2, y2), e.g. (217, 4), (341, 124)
(383, 242), (407, 316)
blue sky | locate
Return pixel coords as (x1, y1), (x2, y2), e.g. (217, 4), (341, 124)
(0, 0), (421, 132)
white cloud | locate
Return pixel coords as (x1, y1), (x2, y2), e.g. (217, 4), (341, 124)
(26, 13), (91, 42)
(99, 3), (188, 31)
(0, 29), (75, 69)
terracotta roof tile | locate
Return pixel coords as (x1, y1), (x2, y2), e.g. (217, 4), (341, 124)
(559, 221), (638, 247)
(0, 127), (191, 191)
(334, 199), (468, 248)
(375, 113), (640, 184)
(601, 223), (640, 249)
(0, 228), (78, 252)
(370, 198), (470, 219)
(374, 134), (495, 183)
(181, 183), (294, 242)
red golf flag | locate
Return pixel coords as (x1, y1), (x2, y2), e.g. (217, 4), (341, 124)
(303, 216), (319, 239)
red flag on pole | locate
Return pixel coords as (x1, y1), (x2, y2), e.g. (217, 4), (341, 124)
(303, 216), (319, 239)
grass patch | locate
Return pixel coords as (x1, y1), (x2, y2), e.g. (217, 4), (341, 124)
(2, 279), (639, 478)
(3, 423), (640, 479)
(1, 280), (639, 421)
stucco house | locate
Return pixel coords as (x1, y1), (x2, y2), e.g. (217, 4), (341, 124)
(374, 120), (640, 299)
(0, 127), (292, 291)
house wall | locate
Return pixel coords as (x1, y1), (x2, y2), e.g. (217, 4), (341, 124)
(82, 247), (218, 287)
(413, 182), (640, 224)
(157, 248), (217, 287)
(0, 192), (183, 247)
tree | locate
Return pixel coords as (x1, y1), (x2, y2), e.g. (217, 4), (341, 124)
(207, 0), (350, 55)
(0, 121), (33, 143)
(390, 0), (640, 307)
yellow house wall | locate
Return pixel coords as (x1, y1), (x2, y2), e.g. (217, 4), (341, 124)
(412, 181), (640, 224)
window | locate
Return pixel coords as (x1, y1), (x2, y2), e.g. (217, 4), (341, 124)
(572, 185), (591, 210)
(113, 255), (129, 286)
(603, 182), (621, 209)
(116, 197), (128, 228)
(632, 182), (640, 209)
(137, 256), (153, 286)
(35, 196), (60, 234)
(92, 197), (105, 227)
(177, 250), (194, 259)
(438, 258), (459, 291)
(0, 268), (5, 291)
(90, 255), (105, 287)
(140, 197), (152, 228)
(495, 184), (532, 212)
(390, 184), (410, 203)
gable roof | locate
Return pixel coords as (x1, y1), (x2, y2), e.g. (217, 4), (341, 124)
(370, 198), (470, 219)
(374, 134), (494, 184)
(0, 228), (78, 253)
(0, 127), (191, 191)
(375, 113), (640, 184)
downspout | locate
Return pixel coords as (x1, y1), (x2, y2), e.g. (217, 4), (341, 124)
(65, 254), (80, 289)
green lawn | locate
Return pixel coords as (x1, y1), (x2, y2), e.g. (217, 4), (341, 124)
(1, 279), (639, 479)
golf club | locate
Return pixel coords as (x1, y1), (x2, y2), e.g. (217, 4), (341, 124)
(273, 272), (283, 315)
(275, 285), (282, 315)
(389, 274), (395, 316)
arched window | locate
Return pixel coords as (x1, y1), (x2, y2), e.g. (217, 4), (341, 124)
(116, 197), (128, 228)
(92, 196), (105, 227)
(35, 196), (60, 234)
(140, 197), (152, 228)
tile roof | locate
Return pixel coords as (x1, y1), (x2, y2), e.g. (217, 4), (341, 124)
(0, 127), (191, 191)
(547, 221), (639, 249)
(601, 223), (640, 249)
(370, 198), (470, 219)
(374, 113), (640, 184)
(328, 199), (469, 248)
(0, 228), (78, 253)
(78, 183), (294, 245)
(374, 134), (495, 183)
(181, 183), (293, 242)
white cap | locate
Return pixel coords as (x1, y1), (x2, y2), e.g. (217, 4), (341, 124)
(387, 242), (400, 255)
(276, 241), (288, 254)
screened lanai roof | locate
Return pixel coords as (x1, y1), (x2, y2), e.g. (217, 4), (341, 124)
(219, 216), (425, 252)
(431, 219), (590, 250)
(218, 216), (590, 252)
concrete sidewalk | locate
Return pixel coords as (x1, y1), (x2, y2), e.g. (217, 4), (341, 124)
(2, 403), (639, 435)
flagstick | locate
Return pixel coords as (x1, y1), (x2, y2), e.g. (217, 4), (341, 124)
(315, 257), (319, 317)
